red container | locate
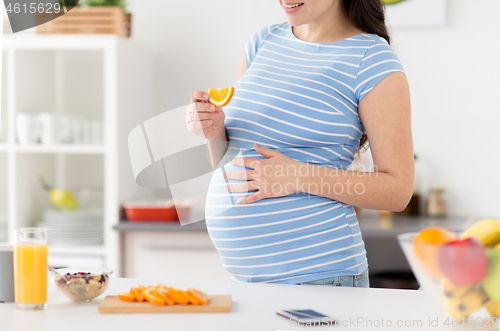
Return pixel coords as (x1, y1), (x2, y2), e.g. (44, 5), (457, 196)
(123, 202), (190, 222)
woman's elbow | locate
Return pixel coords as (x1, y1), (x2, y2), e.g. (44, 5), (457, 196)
(390, 181), (414, 212)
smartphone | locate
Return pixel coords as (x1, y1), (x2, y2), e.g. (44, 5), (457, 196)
(276, 309), (337, 326)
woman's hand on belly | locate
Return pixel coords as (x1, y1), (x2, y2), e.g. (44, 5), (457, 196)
(225, 143), (301, 204)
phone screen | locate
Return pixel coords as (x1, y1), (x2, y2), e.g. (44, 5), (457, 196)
(276, 309), (337, 326)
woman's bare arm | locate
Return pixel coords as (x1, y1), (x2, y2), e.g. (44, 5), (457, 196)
(298, 72), (414, 211)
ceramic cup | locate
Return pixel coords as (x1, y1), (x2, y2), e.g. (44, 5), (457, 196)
(16, 113), (40, 144)
(81, 120), (91, 144)
(0, 245), (14, 303)
(90, 120), (103, 144)
(38, 113), (72, 144)
(67, 115), (83, 144)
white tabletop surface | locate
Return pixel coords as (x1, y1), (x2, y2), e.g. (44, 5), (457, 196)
(0, 277), (497, 331)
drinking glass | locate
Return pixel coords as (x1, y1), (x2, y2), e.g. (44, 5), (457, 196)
(14, 228), (48, 310)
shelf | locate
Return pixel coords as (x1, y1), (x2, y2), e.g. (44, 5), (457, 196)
(2, 34), (122, 51)
(114, 220), (207, 233)
(1, 36), (155, 276)
(48, 245), (106, 256)
(15, 144), (106, 154)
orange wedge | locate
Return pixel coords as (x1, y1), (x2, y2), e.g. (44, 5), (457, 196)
(207, 87), (235, 107)
(156, 288), (175, 305)
(187, 288), (207, 305)
(130, 287), (144, 302)
(144, 288), (165, 306)
(118, 292), (135, 302)
(165, 287), (189, 305)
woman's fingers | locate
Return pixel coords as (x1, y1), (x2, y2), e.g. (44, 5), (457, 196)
(224, 170), (254, 181)
(229, 158), (261, 169)
(186, 102), (216, 114)
(187, 120), (213, 133)
(190, 90), (209, 103)
(185, 111), (221, 123)
(237, 192), (266, 204)
(225, 181), (258, 193)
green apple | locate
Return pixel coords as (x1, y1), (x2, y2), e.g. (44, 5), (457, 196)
(50, 189), (78, 211)
(483, 249), (500, 302)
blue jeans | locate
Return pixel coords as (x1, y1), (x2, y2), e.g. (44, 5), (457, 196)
(297, 268), (370, 287)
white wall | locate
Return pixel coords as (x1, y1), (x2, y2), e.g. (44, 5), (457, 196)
(391, 0), (500, 218)
(126, 0), (500, 218)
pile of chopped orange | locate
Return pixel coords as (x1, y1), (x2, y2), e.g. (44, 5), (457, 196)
(118, 284), (207, 306)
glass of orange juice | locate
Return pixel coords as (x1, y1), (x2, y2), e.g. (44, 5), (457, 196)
(14, 228), (48, 310)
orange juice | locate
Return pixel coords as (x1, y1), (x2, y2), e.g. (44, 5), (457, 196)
(14, 243), (48, 306)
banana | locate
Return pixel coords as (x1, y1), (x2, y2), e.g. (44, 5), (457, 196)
(460, 219), (500, 246)
(441, 279), (490, 319)
(485, 300), (500, 318)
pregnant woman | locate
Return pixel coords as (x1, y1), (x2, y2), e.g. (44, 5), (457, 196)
(186, 0), (413, 286)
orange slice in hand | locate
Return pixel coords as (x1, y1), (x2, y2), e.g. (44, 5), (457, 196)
(207, 87), (235, 107)
(144, 288), (165, 306)
(118, 292), (135, 302)
(187, 288), (207, 305)
(130, 287), (144, 302)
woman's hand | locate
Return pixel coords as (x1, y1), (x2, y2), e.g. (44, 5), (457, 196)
(186, 90), (226, 141)
(225, 144), (301, 204)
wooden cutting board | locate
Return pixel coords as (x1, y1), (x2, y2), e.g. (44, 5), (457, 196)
(98, 295), (232, 314)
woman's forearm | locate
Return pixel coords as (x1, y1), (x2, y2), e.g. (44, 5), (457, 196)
(297, 163), (413, 212)
(206, 130), (229, 170)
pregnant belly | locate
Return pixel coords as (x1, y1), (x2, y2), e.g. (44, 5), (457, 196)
(204, 166), (366, 283)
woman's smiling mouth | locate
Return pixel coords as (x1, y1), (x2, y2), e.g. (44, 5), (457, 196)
(281, 1), (304, 14)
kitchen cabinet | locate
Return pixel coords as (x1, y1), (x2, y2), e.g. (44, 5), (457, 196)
(123, 230), (231, 282)
(0, 34), (155, 274)
(117, 215), (469, 286)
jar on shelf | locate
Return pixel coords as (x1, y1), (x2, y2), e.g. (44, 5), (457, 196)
(427, 187), (447, 218)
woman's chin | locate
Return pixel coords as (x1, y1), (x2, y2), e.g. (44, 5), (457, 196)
(286, 17), (306, 27)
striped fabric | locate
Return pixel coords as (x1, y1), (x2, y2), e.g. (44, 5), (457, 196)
(205, 23), (404, 284)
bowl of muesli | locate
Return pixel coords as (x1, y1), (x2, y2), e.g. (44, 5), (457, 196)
(51, 268), (113, 302)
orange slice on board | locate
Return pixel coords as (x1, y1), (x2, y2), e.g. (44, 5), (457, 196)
(165, 287), (189, 305)
(144, 288), (165, 306)
(130, 287), (144, 302)
(156, 288), (175, 305)
(118, 293), (135, 302)
(207, 87), (235, 107)
(187, 288), (207, 305)
(156, 284), (169, 290)
(184, 290), (200, 305)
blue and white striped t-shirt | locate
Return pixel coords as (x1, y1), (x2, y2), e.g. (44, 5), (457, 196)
(205, 23), (405, 284)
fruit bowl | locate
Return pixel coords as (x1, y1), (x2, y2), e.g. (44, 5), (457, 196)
(398, 225), (500, 330)
(51, 268), (113, 302)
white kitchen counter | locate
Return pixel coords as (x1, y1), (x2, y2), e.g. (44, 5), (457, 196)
(1, 277), (484, 331)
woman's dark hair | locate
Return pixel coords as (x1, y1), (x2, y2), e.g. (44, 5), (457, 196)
(342, 0), (390, 150)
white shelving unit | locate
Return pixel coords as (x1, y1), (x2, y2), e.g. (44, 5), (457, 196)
(0, 34), (156, 275)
